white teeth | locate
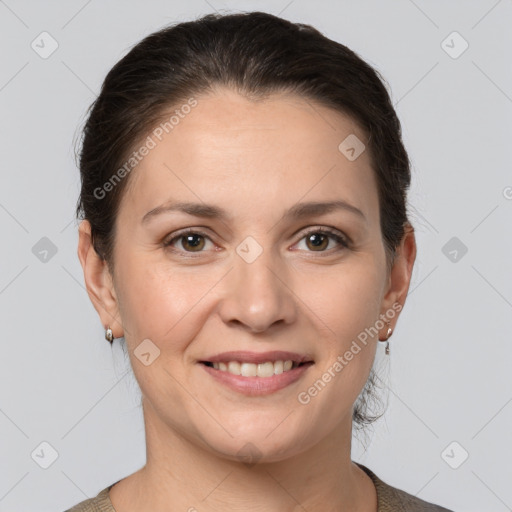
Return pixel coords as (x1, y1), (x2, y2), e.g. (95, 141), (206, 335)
(210, 360), (298, 377)
(241, 362), (257, 377)
(256, 361), (275, 377)
(228, 361), (241, 374)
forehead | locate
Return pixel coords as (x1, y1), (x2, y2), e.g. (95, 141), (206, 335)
(121, 88), (378, 223)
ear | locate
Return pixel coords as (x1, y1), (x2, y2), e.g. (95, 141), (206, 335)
(379, 223), (417, 337)
(77, 219), (123, 338)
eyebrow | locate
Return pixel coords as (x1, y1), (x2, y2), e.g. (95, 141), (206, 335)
(142, 199), (366, 224)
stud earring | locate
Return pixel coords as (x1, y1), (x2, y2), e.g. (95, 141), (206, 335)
(105, 325), (114, 344)
(381, 320), (392, 355)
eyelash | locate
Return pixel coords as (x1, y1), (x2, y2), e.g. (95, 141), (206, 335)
(162, 227), (350, 257)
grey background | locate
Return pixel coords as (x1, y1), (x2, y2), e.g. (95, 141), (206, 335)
(1, 1), (511, 511)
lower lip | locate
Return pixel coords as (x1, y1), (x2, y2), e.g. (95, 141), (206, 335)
(199, 362), (314, 396)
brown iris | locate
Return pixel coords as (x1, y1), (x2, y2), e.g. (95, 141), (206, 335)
(305, 232), (329, 251)
(180, 234), (205, 252)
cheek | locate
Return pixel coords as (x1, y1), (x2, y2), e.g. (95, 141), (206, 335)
(115, 254), (218, 352)
(295, 258), (383, 394)
(296, 258), (383, 340)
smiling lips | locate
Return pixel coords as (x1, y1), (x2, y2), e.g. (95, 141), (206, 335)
(200, 350), (314, 377)
(198, 350), (314, 395)
(205, 359), (299, 377)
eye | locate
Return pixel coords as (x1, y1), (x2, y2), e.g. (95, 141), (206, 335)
(294, 227), (349, 253)
(163, 229), (214, 254)
(163, 226), (350, 257)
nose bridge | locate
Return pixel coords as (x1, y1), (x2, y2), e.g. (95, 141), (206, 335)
(219, 238), (296, 332)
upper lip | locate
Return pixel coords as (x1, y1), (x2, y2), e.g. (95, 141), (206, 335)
(199, 350), (314, 365)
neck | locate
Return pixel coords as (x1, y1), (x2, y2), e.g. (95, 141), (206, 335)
(110, 400), (376, 512)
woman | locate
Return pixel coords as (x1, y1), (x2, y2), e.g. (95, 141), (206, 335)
(67, 11), (454, 511)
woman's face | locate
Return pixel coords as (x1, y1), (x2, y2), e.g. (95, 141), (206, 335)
(81, 87), (415, 463)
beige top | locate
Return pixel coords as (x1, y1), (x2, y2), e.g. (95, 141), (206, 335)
(64, 462), (454, 511)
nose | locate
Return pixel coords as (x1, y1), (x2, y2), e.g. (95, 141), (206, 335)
(217, 247), (297, 334)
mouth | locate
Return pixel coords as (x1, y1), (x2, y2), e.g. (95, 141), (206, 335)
(199, 359), (314, 377)
(197, 350), (314, 395)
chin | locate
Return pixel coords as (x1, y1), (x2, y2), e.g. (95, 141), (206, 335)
(197, 427), (309, 466)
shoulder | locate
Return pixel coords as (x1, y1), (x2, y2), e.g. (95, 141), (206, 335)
(355, 462), (455, 512)
(64, 482), (117, 512)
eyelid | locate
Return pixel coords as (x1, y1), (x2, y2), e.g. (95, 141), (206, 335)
(163, 225), (350, 255)
(162, 227), (216, 256)
(295, 225), (350, 246)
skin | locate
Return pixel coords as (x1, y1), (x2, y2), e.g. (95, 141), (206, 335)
(78, 87), (416, 512)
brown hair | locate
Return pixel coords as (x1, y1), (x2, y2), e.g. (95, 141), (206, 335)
(75, 11), (412, 433)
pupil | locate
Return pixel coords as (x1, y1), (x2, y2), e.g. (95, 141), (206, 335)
(309, 233), (327, 250)
(184, 234), (203, 250)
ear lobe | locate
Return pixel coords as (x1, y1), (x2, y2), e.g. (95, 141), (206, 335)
(381, 223), (417, 322)
(77, 219), (122, 337)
